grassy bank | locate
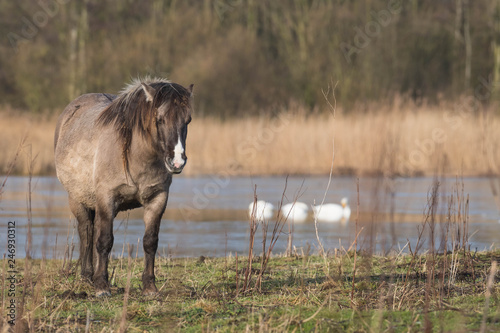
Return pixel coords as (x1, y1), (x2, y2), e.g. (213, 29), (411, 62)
(0, 250), (499, 332)
(1, 101), (500, 177)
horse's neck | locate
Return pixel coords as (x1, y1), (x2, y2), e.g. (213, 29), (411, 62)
(128, 135), (166, 178)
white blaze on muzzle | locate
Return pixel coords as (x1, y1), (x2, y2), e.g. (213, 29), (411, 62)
(172, 137), (185, 169)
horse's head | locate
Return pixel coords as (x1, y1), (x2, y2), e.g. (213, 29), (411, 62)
(142, 82), (193, 174)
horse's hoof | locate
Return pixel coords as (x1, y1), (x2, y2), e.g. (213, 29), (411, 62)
(95, 290), (111, 297)
(142, 289), (158, 296)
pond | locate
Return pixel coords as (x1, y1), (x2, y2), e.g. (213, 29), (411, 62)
(0, 175), (499, 259)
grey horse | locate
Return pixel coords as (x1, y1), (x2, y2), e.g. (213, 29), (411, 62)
(54, 78), (193, 296)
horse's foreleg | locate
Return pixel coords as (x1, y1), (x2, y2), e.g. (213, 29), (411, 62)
(142, 192), (167, 296)
(69, 197), (95, 282)
(93, 202), (115, 297)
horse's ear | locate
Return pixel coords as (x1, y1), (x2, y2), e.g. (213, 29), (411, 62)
(141, 83), (156, 103)
(188, 84), (194, 97)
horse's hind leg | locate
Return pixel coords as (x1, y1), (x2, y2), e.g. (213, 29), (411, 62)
(93, 201), (115, 297)
(69, 197), (95, 282)
(142, 192), (168, 296)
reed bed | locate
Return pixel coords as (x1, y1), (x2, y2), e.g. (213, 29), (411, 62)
(0, 108), (56, 175)
(1, 101), (500, 176)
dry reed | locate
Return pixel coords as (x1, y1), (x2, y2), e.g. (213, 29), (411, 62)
(118, 245), (134, 333)
(254, 179), (290, 291)
(1, 101), (499, 177)
(480, 261), (498, 333)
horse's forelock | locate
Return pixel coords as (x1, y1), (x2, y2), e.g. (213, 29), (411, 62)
(152, 83), (192, 122)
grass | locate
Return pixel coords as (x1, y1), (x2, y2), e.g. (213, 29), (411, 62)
(0, 250), (498, 332)
(1, 99), (500, 177)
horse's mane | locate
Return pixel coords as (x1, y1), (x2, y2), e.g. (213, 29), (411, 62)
(97, 77), (191, 174)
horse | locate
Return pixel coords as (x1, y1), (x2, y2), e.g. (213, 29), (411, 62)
(54, 78), (193, 296)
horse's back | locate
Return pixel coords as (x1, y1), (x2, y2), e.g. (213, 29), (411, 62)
(55, 93), (116, 208)
(55, 93), (115, 148)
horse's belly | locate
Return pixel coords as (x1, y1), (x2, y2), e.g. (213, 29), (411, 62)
(57, 169), (96, 209)
(56, 140), (97, 209)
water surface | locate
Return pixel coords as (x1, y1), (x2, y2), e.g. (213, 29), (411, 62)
(0, 176), (498, 259)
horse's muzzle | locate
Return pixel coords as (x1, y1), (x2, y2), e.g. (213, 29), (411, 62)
(165, 159), (185, 174)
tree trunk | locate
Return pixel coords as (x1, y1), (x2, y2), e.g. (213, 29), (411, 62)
(77, 0), (89, 94)
(463, 0), (472, 90)
(492, 0), (500, 101)
(68, 27), (77, 101)
(454, 0), (472, 91)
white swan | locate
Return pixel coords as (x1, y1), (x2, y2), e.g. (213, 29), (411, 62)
(312, 197), (351, 222)
(248, 200), (274, 221)
(281, 202), (309, 223)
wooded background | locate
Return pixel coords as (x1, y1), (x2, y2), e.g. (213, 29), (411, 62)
(1, 0), (499, 117)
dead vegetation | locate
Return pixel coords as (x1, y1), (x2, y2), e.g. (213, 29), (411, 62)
(2, 101), (500, 177)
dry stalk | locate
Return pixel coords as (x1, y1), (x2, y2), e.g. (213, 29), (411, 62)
(0, 136), (26, 201)
(302, 299), (327, 323)
(62, 218), (72, 273)
(224, 230), (228, 281)
(243, 187), (259, 293)
(480, 261), (498, 333)
(119, 244), (134, 333)
(120, 212), (130, 259)
(313, 78), (338, 261)
(136, 237), (140, 259)
(52, 233), (58, 260)
(260, 219), (268, 287)
(442, 191), (453, 298)
(312, 137), (335, 272)
(321, 79), (339, 118)
(25, 146), (37, 260)
(283, 180), (305, 257)
(417, 181), (440, 256)
(448, 176), (472, 287)
(313, 215), (325, 258)
(85, 308), (91, 333)
(286, 216), (293, 257)
(235, 252), (239, 297)
(346, 227), (365, 253)
(426, 178), (439, 318)
(0, 137), (26, 330)
(16, 146), (37, 332)
(350, 178), (359, 308)
(424, 256), (433, 332)
(255, 178), (290, 291)
(404, 181), (439, 286)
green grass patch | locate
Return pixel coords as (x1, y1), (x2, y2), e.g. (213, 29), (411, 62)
(1, 250), (499, 332)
